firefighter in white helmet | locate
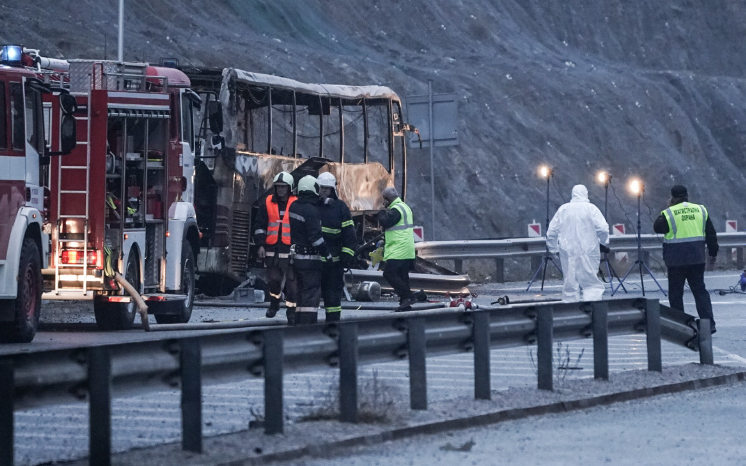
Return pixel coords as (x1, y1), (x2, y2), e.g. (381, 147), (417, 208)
(253, 171), (298, 322)
(316, 172), (357, 322)
(288, 175), (332, 325)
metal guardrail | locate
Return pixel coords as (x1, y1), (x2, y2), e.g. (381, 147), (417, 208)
(0, 298), (714, 466)
(415, 232), (746, 260)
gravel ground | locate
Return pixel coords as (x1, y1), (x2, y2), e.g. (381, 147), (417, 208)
(58, 363), (745, 466)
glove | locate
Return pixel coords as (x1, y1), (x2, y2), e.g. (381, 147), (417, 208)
(599, 244), (611, 254)
(341, 252), (355, 268)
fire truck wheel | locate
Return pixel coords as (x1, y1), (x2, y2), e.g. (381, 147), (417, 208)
(154, 243), (195, 324)
(94, 251), (139, 330)
(0, 239), (42, 343)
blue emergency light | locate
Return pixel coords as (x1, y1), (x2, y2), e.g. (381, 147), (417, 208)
(0, 45), (23, 66)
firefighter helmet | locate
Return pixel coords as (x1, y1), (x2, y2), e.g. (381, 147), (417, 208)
(273, 171), (294, 189)
(317, 172), (337, 189)
(297, 175), (319, 195)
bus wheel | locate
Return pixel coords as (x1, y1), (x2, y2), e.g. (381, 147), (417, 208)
(94, 251), (139, 330)
(154, 243), (194, 324)
(0, 239), (42, 343)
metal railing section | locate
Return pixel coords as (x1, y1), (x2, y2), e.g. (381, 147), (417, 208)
(0, 298), (714, 466)
(415, 232), (746, 260)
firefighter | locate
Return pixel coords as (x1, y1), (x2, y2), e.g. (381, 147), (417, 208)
(378, 187), (417, 311)
(253, 171), (298, 322)
(288, 175), (332, 325)
(316, 172), (357, 322)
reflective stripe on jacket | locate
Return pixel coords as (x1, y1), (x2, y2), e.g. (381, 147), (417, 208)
(661, 202), (707, 266)
(383, 198), (415, 260)
(265, 195), (296, 245)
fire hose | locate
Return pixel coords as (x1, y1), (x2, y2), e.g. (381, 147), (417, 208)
(114, 272), (150, 331)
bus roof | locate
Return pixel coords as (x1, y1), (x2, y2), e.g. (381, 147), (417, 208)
(229, 68), (401, 103)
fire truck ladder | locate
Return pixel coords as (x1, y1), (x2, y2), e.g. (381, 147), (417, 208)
(54, 97), (92, 297)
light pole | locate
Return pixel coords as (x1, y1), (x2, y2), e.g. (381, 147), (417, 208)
(596, 171), (626, 293)
(612, 178), (666, 296)
(118, 0), (124, 62)
(526, 165), (562, 291)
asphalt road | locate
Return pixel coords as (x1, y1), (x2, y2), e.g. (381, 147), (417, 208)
(7, 270), (746, 465)
(282, 381), (746, 466)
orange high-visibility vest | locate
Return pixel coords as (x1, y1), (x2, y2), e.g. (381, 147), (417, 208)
(265, 195), (296, 245)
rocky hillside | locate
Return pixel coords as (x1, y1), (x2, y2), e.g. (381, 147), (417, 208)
(4, 0), (746, 240)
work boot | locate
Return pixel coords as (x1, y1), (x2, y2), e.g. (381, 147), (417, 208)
(396, 296), (417, 312)
(415, 290), (428, 302)
(325, 311), (341, 323)
(286, 307), (296, 326)
(295, 309), (319, 325)
(265, 298), (280, 318)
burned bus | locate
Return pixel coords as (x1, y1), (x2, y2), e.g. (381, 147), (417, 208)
(186, 68), (416, 289)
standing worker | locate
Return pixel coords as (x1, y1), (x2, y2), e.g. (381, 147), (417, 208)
(289, 175), (332, 325)
(653, 185), (719, 333)
(378, 187), (417, 311)
(253, 171), (297, 322)
(317, 172), (357, 322)
(546, 184), (609, 302)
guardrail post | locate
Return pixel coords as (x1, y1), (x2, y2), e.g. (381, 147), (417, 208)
(473, 311), (491, 400)
(645, 299), (662, 372)
(180, 338), (202, 453)
(698, 319), (714, 365)
(592, 302), (609, 380)
(339, 323), (359, 423)
(88, 347), (112, 466)
(263, 329), (284, 434)
(494, 258), (504, 283)
(738, 247), (744, 270)
(0, 360), (13, 466)
(408, 317), (427, 410)
(454, 259), (463, 274)
(537, 306), (553, 391)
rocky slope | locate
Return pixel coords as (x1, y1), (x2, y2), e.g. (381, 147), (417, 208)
(3, 0), (746, 240)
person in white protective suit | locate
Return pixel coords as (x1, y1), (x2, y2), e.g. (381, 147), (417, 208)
(546, 184), (610, 302)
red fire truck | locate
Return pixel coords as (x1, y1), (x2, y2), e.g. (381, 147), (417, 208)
(0, 45), (76, 342)
(45, 59), (201, 329)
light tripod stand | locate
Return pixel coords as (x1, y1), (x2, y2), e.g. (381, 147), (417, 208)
(597, 172), (626, 293)
(526, 166), (563, 291)
(611, 179), (666, 296)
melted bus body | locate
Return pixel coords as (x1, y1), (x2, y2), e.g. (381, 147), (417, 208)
(187, 68), (414, 288)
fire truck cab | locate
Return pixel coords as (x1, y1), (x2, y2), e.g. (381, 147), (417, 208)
(45, 59), (200, 330)
(0, 45), (76, 342)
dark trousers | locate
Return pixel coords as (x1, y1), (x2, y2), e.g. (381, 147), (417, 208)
(294, 261), (322, 309)
(383, 259), (414, 303)
(266, 256), (297, 305)
(321, 261), (345, 314)
(667, 263), (714, 324)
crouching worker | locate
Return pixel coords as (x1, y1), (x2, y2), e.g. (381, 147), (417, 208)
(317, 172), (357, 322)
(289, 175), (332, 325)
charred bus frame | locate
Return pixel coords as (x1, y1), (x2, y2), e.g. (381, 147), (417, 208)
(187, 68), (414, 288)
